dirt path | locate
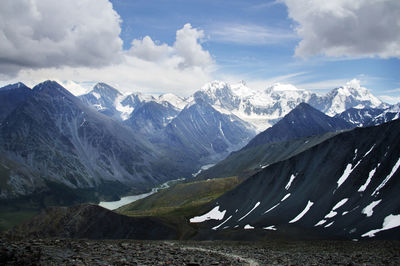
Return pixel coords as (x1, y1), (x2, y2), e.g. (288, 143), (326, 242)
(182, 246), (259, 266)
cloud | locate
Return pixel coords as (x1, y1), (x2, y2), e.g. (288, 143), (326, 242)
(128, 23), (213, 70)
(378, 95), (400, 104)
(284, 0), (400, 58)
(383, 88), (400, 93)
(10, 56), (212, 97)
(0, 4), (214, 96)
(0, 0), (123, 77)
(5, 23), (215, 97)
(129, 36), (172, 61)
(210, 24), (296, 45)
(174, 23), (213, 69)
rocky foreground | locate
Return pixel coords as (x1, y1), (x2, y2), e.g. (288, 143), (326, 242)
(1, 238), (399, 265)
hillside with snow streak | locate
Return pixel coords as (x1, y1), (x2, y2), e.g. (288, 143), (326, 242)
(191, 119), (400, 240)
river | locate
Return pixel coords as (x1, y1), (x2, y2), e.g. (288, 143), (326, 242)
(98, 178), (184, 210)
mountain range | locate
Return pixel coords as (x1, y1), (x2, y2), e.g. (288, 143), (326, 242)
(1, 78), (399, 240)
(0, 79), (398, 205)
(0, 81), (185, 203)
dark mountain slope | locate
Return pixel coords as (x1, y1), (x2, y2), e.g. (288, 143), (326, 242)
(192, 119), (400, 240)
(9, 204), (178, 240)
(124, 101), (179, 135)
(0, 83), (32, 122)
(164, 99), (256, 167)
(0, 81), (183, 201)
(243, 103), (352, 150)
(199, 103), (351, 179)
(198, 132), (339, 180)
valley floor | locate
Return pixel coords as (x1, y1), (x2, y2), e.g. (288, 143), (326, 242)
(1, 237), (399, 265)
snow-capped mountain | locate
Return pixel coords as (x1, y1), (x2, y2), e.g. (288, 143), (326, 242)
(79, 83), (188, 122)
(158, 93), (188, 110)
(337, 105), (400, 128)
(194, 81), (315, 131)
(194, 79), (386, 132)
(242, 102), (352, 150)
(314, 79), (386, 116)
(191, 119), (400, 240)
(77, 79), (387, 133)
(79, 83), (123, 119)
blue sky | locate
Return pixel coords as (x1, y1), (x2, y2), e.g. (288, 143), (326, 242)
(0, 0), (399, 102)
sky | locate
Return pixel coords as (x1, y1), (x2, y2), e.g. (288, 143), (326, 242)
(0, 0), (399, 103)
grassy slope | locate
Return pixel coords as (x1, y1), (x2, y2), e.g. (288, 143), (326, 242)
(116, 176), (242, 239)
(117, 176), (241, 218)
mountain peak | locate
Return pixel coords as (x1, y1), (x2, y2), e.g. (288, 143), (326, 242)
(325, 80), (384, 116)
(0, 82), (29, 91)
(92, 83), (122, 98)
(32, 80), (73, 97)
(200, 80), (229, 93)
(292, 102), (315, 111)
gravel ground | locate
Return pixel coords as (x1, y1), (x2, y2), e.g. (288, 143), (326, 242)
(1, 238), (399, 265)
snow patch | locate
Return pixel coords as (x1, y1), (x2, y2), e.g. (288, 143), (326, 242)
(358, 166), (378, 192)
(263, 225), (277, 231)
(372, 157), (400, 196)
(285, 174), (296, 190)
(333, 198), (349, 210)
(263, 203), (280, 214)
(324, 221), (334, 228)
(238, 202), (260, 222)
(244, 224), (254, 230)
(324, 211), (337, 219)
(314, 220), (327, 226)
(289, 201), (314, 223)
(212, 215), (233, 230)
(190, 206), (226, 223)
(363, 144), (375, 158)
(337, 164), (353, 188)
(324, 198), (348, 219)
(362, 200), (382, 217)
(92, 92), (100, 99)
(281, 193), (291, 202)
(362, 214), (400, 237)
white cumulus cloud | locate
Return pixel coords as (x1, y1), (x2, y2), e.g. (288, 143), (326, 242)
(284, 0), (400, 58)
(174, 23), (213, 69)
(129, 36), (172, 62)
(0, 0), (123, 77)
(128, 23), (213, 70)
